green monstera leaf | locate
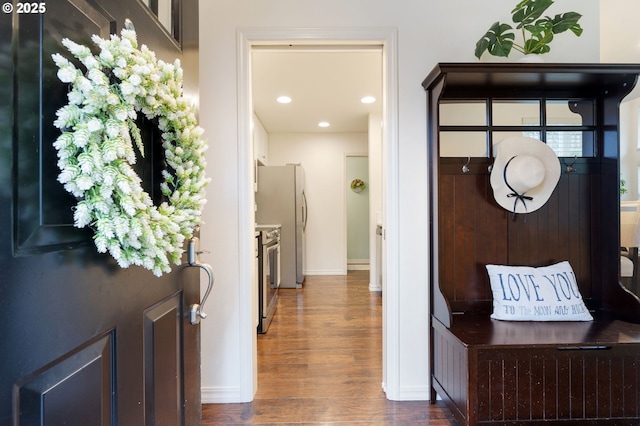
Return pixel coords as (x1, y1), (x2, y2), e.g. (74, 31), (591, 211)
(474, 0), (583, 59)
(548, 12), (583, 36)
(522, 20), (554, 54)
(523, 31), (553, 54)
(475, 22), (515, 59)
(511, 0), (554, 28)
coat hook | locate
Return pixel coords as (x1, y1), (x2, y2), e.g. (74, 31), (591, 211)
(124, 18), (135, 31)
(564, 155), (577, 173)
(462, 156), (470, 174)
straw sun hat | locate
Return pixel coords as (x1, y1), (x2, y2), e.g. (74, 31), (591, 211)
(490, 136), (561, 215)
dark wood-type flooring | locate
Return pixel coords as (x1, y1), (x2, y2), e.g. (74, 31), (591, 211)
(202, 270), (456, 425)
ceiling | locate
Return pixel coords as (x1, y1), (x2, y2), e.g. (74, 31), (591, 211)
(251, 47), (383, 134)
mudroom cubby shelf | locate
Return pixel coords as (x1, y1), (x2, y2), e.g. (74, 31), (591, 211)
(423, 63), (640, 426)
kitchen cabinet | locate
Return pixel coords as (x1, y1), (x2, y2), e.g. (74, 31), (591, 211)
(253, 112), (269, 166)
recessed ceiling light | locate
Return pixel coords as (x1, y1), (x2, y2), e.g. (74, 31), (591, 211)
(318, 121), (330, 128)
(361, 96), (376, 104)
(276, 96), (292, 104)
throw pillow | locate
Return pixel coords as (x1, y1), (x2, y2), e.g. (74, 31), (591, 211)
(486, 261), (593, 321)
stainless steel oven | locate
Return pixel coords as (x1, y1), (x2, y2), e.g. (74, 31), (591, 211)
(257, 225), (281, 333)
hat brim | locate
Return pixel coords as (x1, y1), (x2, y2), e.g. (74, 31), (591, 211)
(490, 136), (561, 214)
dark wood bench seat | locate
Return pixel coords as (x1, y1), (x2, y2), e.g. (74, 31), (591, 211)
(437, 312), (640, 347)
(432, 313), (640, 425)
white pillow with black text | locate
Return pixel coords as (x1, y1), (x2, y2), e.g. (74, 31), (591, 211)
(485, 261), (593, 321)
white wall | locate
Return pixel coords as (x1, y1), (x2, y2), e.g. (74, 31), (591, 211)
(619, 99), (640, 200)
(601, 0), (640, 201)
(600, 0), (640, 63)
(269, 132), (368, 275)
(198, 0), (600, 403)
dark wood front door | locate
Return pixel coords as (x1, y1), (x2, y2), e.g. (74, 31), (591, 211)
(0, 0), (201, 424)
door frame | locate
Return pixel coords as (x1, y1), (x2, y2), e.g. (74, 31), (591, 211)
(236, 27), (400, 400)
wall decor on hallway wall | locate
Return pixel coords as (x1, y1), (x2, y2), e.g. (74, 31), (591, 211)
(350, 178), (366, 193)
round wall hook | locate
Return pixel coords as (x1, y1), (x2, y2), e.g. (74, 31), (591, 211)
(124, 18), (135, 31)
(462, 156), (471, 174)
(564, 155), (577, 173)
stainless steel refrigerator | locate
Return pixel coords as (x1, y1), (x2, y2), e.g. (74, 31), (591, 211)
(256, 164), (307, 288)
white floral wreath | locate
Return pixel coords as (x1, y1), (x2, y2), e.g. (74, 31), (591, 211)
(51, 29), (210, 276)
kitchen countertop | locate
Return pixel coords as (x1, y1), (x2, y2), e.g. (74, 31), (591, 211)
(255, 224), (281, 230)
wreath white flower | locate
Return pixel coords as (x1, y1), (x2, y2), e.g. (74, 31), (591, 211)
(51, 29), (210, 276)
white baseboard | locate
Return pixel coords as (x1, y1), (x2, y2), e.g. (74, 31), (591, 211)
(304, 269), (347, 275)
(347, 264), (370, 271)
(347, 259), (370, 271)
(396, 385), (431, 401)
(369, 282), (382, 292)
(201, 386), (245, 404)
(200, 384), (433, 404)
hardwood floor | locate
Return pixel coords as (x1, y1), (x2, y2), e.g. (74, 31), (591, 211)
(202, 271), (457, 425)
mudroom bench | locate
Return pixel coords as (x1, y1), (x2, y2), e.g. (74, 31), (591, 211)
(423, 63), (640, 426)
(432, 313), (640, 425)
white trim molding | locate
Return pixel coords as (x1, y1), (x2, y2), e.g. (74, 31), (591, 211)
(397, 385), (431, 401)
(237, 26), (400, 401)
(236, 28), (258, 403)
(347, 260), (370, 271)
(201, 386), (243, 404)
(305, 269), (348, 276)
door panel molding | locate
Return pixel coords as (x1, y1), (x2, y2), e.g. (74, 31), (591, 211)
(14, 331), (114, 425)
(13, 0), (111, 255)
(144, 292), (183, 425)
(136, 0), (182, 49)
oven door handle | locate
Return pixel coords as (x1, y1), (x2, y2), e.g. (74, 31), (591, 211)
(185, 235), (214, 325)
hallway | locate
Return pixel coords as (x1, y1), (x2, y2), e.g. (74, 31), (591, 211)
(202, 271), (456, 425)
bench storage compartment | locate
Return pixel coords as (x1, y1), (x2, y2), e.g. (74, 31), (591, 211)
(433, 316), (640, 425)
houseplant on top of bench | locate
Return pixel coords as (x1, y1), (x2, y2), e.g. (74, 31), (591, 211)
(474, 0), (583, 61)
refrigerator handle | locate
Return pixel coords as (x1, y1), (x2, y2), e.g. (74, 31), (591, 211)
(302, 190), (308, 231)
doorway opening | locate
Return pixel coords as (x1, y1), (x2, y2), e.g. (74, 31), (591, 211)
(237, 28), (399, 401)
(346, 154), (370, 272)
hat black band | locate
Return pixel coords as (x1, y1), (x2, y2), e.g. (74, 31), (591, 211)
(504, 155), (533, 218)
